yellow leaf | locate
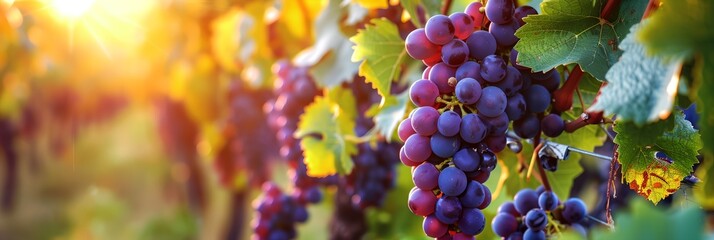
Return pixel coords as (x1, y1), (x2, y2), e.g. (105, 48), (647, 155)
(353, 0), (389, 9)
(624, 163), (683, 205)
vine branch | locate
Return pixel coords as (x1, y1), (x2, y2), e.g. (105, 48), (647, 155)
(441, 0), (454, 15)
(600, 0), (621, 20)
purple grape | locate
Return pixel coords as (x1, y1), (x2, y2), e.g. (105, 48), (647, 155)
(453, 232), (475, 240)
(455, 78), (482, 104)
(408, 187), (437, 216)
(460, 114), (487, 143)
(453, 148), (481, 172)
(523, 85), (551, 113)
(466, 31), (497, 60)
(423, 66), (432, 79)
(464, 2), (486, 29)
(485, 133), (507, 153)
(525, 209), (548, 231)
(480, 55), (507, 83)
(480, 112), (509, 135)
(495, 66), (523, 96)
(489, 20), (520, 47)
(435, 196), (463, 224)
(413, 162), (439, 190)
(480, 150), (497, 172)
(438, 111), (461, 137)
(449, 12), (474, 40)
(410, 79), (440, 107)
(520, 71), (533, 90)
(562, 198), (587, 223)
(404, 134), (431, 162)
(507, 232), (524, 240)
(405, 28), (440, 60)
(459, 180), (486, 208)
(423, 215), (448, 238)
(477, 186), (492, 209)
(476, 86), (507, 117)
(429, 63), (457, 94)
(458, 208), (486, 235)
(541, 114), (565, 137)
(492, 213), (519, 237)
(505, 93), (526, 121)
(497, 202), (521, 217)
(513, 189), (540, 215)
(524, 229), (546, 240)
(398, 117), (416, 142)
(485, 0), (514, 24)
(514, 5), (538, 26)
(510, 48), (529, 70)
(423, 53), (442, 66)
(411, 107), (439, 135)
(441, 39), (470, 67)
(535, 70), (561, 92)
(538, 191), (559, 211)
(400, 146), (421, 166)
(430, 132), (461, 158)
(456, 61), (483, 82)
(425, 15), (455, 45)
(513, 113), (540, 139)
(438, 167), (468, 196)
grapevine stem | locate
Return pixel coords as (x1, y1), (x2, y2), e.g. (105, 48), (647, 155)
(441, 0), (454, 15)
(642, 0), (660, 19)
(605, 143), (620, 225)
(526, 142), (543, 179)
(600, 0), (621, 20)
(532, 135), (553, 191)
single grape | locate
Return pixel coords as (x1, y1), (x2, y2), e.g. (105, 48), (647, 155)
(453, 232), (475, 240)
(398, 117), (416, 142)
(495, 66), (523, 96)
(459, 180), (486, 208)
(408, 187), (438, 216)
(513, 189), (540, 215)
(492, 213), (519, 237)
(460, 114), (487, 143)
(455, 78), (483, 104)
(453, 148), (482, 172)
(513, 113), (540, 139)
(507, 232), (523, 240)
(505, 93), (526, 121)
(541, 114), (565, 137)
(442, 39), (470, 67)
(404, 134), (431, 162)
(535, 186), (545, 195)
(429, 63), (457, 94)
(525, 209), (548, 231)
(523, 85), (551, 113)
(400, 146), (421, 166)
(431, 132), (461, 158)
(476, 86), (507, 117)
(534, 70), (561, 92)
(480, 150), (497, 172)
(423, 214), (448, 238)
(410, 79), (440, 107)
(470, 169), (490, 183)
(464, 2), (486, 29)
(423, 53), (442, 66)
(477, 186), (492, 209)
(497, 202), (521, 217)
(438, 167), (468, 196)
(425, 15), (455, 45)
(480, 55), (507, 83)
(466, 31), (497, 60)
(538, 191), (559, 211)
(405, 28), (440, 60)
(485, 133), (507, 153)
(510, 48), (529, 70)
(413, 162), (439, 190)
(485, 0), (515, 24)
(480, 113), (509, 136)
(293, 206), (309, 222)
(489, 20), (520, 48)
(456, 61), (483, 82)
(435, 196), (463, 224)
(411, 107), (439, 136)
(562, 198), (587, 223)
(523, 229), (546, 240)
(449, 12), (474, 40)
(438, 111), (461, 137)
(423, 66), (432, 79)
(520, 71), (533, 90)
(514, 5), (538, 26)
(459, 208), (486, 235)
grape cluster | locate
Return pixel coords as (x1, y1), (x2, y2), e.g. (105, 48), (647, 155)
(251, 182), (322, 240)
(492, 187), (588, 239)
(401, 1), (567, 238)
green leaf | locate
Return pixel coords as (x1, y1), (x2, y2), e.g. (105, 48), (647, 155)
(545, 157), (583, 200)
(594, 199), (705, 240)
(638, 0), (714, 59)
(514, 0), (647, 80)
(590, 23), (681, 125)
(693, 52), (714, 209)
(614, 112), (702, 204)
(295, 89), (358, 176)
(368, 91), (409, 142)
(294, 0), (359, 87)
(400, 0), (441, 28)
(351, 18), (409, 98)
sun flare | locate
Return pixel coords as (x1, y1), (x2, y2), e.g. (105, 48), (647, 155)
(51, 0), (94, 18)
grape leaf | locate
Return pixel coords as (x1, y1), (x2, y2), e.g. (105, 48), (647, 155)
(367, 91), (409, 142)
(693, 52), (714, 208)
(295, 89), (358, 176)
(594, 200), (705, 240)
(351, 18), (410, 98)
(352, 0), (389, 10)
(590, 23), (680, 125)
(638, 0), (714, 60)
(614, 112), (702, 204)
(294, 0), (359, 87)
(400, 0), (440, 28)
(514, 0), (647, 80)
(545, 156), (583, 200)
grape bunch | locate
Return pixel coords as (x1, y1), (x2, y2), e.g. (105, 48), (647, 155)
(492, 187), (589, 239)
(251, 182), (321, 240)
(401, 1), (567, 238)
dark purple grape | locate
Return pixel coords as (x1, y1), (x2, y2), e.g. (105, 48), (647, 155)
(438, 167), (468, 196)
(406, 28), (440, 60)
(480, 150), (497, 172)
(464, 2), (486, 29)
(438, 111), (461, 137)
(562, 198), (587, 223)
(514, 5), (538, 26)
(535, 70), (561, 92)
(431, 132), (461, 158)
(525, 209), (548, 231)
(497, 202), (521, 217)
(505, 93), (526, 121)
(480, 113), (509, 136)
(523, 85), (551, 113)
(429, 63), (457, 94)
(507, 232), (523, 240)
(492, 213), (519, 237)
(413, 162), (439, 190)
(410, 79), (439, 107)
(442, 39), (470, 67)
(449, 12), (474, 40)
(458, 208), (486, 235)
(477, 186), (492, 209)
(293, 206), (309, 222)
(453, 148), (482, 172)
(476, 86), (507, 117)
(459, 180), (486, 208)
(435, 196), (463, 224)
(453, 232), (475, 240)
(523, 229), (546, 240)
(398, 118), (416, 142)
(538, 191), (559, 211)
(513, 189), (540, 215)
(425, 15), (455, 45)
(480, 55), (507, 83)
(455, 78), (482, 104)
(510, 48), (529, 70)
(423, 214), (448, 238)
(408, 187), (438, 216)
(495, 66), (523, 96)
(460, 114), (487, 143)
(404, 134), (431, 162)
(513, 113), (540, 139)
(489, 20), (520, 47)
(485, 133), (507, 153)
(466, 31), (497, 60)
(471, 169), (490, 183)
(541, 114), (565, 137)
(411, 107), (439, 135)
(456, 61), (483, 82)
(485, 0), (514, 24)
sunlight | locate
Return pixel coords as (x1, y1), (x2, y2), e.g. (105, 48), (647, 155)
(51, 0), (94, 18)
